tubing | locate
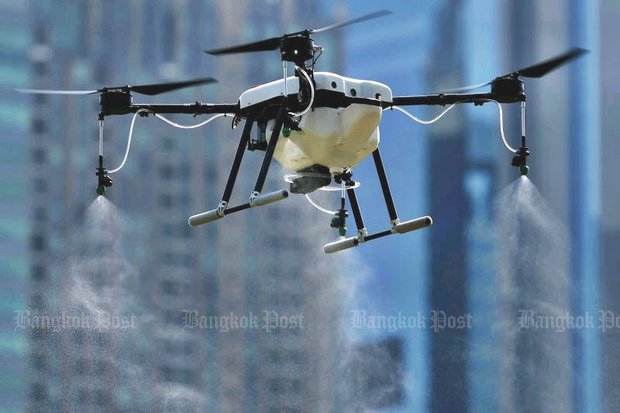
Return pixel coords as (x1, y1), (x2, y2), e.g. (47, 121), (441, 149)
(389, 100), (519, 154)
(289, 66), (315, 117)
(305, 193), (337, 215)
(108, 109), (149, 174)
(154, 113), (231, 129)
(388, 104), (457, 125)
(108, 111), (232, 174)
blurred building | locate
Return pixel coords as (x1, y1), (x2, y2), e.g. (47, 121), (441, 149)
(15, 0), (612, 412)
(600, 3), (620, 413)
(426, 1), (471, 411)
(426, 0), (601, 412)
(0, 2), (30, 411)
(24, 1), (344, 412)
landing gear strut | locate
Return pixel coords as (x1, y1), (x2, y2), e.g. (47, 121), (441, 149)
(323, 151), (433, 253)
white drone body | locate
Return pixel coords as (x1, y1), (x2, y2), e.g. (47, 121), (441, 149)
(239, 72), (393, 174)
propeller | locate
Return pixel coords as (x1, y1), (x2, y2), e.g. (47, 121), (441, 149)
(205, 10), (392, 56)
(17, 77), (217, 96)
(439, 48), (588, 94)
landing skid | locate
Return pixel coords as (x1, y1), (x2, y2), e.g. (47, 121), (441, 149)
(188, 101), (290, 226)
(323, 149), (432, 254)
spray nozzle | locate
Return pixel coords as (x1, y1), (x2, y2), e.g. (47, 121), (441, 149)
(96, 155), (113, 195)
(511, 136), (530, 176)
(330, 209), (348, 236)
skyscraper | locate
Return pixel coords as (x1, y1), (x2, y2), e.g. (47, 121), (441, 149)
(425, 1), (601, 412)
(0, 2), (30, 411)
(24, 1), (345, 411)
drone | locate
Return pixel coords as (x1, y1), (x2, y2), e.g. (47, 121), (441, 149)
(19, 10), (587, 253)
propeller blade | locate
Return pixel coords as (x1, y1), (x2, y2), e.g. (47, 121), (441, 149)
(205, 37), (281, 55)
(515, 47), (588, 78)
(17, 78), (216, 97)
(310, 9), (392, 34)
(125, 77), (218, 95)
(206, 10), (391, 56)
(16, 88), (98, 95)
(429, 48), (588, 95)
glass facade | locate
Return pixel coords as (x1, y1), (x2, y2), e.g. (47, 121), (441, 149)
(0, 0), (612, 411)
(0, 2), (30, 411)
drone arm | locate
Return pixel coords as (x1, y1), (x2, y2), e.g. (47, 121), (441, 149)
(386, 92), (523, 107)
(127, 102), (239, 115)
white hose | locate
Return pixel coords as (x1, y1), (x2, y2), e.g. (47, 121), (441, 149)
(305, 193), (337, 215)
(388, 100), (518, 153)
(108, 111), (232, 174)
(289, 66), (315, 118)
(108, 109), (149, 174)
(387, 104), (457, 124)
(485, 99), (518, 153)
(154, 112), (232, 129)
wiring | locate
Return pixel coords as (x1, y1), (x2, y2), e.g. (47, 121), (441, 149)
(108, 111), (232, 174)
(388, 100), (518, 154)
(484, 99), (518, 153)
(289, 66), (315, 117)
(153, 112), (232, 129)
(386, 104), (457, 124)
(108, 109), (149, 174)
(305, 193), (337, 215)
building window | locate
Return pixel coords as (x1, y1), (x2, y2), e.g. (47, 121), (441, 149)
(34, 94), (48, 105)
(31, 264), (46, 281)
(160, 279), (179, 295)
(30, 294), (44, 311)
(160, 366), (174, 382)
(31, 118), (47, 135)
(94, 332), (107, 347)
(33, 61), (48, 76)
(31, 354), (46, 370)
(95, 389), (111, 406)
(73, 330), (84, 345)
(94, 360), (108, 376)
(33, 178), (47, 193)
(159, 164), (174, 179)
(75, 358), (88, 375)
(30, 328), (45, 340)
(161, 9), (177, 61)
(30, 383), (47, 401)
(158, 194), (173, 208)
(163, 309), (181, 324)
(78, 388), (90, 405)
(32, 148), (46, 163)
(31, 234), (47, 251)
(33, 206), (47, 222)
(269, 378), (284, 394)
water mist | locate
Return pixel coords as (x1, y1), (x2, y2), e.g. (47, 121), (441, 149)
(495, 176), (572, 412)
